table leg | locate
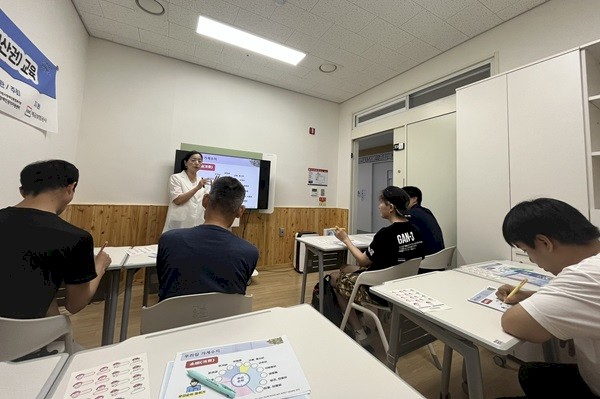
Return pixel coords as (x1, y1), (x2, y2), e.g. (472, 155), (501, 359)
(143, 267), (151, 307)
(317, 251), (324, 314)
(101, 269), (121, 346)
(386, 305), (402, 371)
(300, 249), (309, 304)
(440, 344), (453, 399)
(401, 312), (485, 399)
(119, 268), (139, 342)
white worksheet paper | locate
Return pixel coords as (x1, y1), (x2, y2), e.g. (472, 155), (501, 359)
(468, 286), (511, 312)
(388, 288), (451, 312)
(64, 353), (150, 399)
(160, 336), (310, 399)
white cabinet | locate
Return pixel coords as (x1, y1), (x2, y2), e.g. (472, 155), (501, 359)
(507, 51), (588, 214)
(456, 75), (511, 265)
(581, 40), (600, 227)
(457, 50), (588, 265)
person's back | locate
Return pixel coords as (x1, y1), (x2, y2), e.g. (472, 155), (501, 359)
(156, 176), (259, 301)
(0, 207), (95, 318)
(0, 160), (110, 320)
(402, 186), (444, 256)
(157, 224), (258, 300)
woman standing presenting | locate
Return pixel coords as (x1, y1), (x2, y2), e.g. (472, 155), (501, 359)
(163, 151), (210, 232)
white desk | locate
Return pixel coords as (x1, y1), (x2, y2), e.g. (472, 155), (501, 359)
(370, 269), (540, 399)
(295, 234), (371, 313)
(120, 245), (158, 341)
(48, 305), (424, 398)
(94, 246), (131, 346)
(0, 353), (68, 398)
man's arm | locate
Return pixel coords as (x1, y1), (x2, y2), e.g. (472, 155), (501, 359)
(64, 246), (111, 314)
(501, 304), (554, 343)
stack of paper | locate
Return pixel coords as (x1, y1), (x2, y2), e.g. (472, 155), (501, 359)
(160, 336), (311, 399)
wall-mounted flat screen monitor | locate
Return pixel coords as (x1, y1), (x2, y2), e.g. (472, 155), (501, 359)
(174, 150), (271, 210)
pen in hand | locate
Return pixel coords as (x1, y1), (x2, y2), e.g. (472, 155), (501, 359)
(186, 369), (236, 398)
(504, 278), (528, 303)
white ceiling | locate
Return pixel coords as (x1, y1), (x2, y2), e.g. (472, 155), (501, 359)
(72, 0), (548, 103)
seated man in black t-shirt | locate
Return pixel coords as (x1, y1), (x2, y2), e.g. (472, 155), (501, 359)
(402, 186), (445, 258)
(0, 160), (111, 319)
(157, 176), (259, 301)
(330, 186), (425, 343)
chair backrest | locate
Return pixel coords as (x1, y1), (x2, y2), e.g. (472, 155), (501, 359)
(140, 292), (253, 334)
(419, 246), (456, 271)
(355, 257), (422, 287)
(0, 315), (73, 362)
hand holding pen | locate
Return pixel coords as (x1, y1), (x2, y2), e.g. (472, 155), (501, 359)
(496, 279), (530, 304)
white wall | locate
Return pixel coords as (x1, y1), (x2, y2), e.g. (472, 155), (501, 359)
(0, 0), (89, 206)
(337, 0), (600, 208)
(75, 39), (340, 206)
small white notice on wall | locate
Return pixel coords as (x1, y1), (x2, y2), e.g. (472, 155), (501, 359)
(308, 167), (328, 186)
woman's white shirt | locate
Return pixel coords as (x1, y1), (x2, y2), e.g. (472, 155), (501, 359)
(162, 171), (206, 232)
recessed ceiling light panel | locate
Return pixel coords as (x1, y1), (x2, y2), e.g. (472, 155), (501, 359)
(196, 16), (305, 66)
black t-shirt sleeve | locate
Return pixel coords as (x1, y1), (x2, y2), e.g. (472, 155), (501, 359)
(365, 229), (388, 264)
(63, 232), (97, 285)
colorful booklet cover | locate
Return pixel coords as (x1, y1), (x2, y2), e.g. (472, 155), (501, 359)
(468, 286), (511, 312)
(159, 336), (310, 399)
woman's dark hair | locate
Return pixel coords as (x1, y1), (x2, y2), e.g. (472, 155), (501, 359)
(180, 151), (202, 171)
(20, 160), (79, 196)
(503, 198), (600, 248)
(380, 186), (410, 217)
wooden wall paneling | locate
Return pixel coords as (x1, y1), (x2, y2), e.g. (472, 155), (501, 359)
(63, 205), (348, 269)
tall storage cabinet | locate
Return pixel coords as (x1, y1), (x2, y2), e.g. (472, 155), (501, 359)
(456, 75), (511, 265)
(581, 40), (600, 228)
(457, 50), (589, 265)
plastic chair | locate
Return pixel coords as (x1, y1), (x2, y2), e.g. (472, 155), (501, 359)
(419, 246), (457, 272)
(339, 258), (442, 369)
(0, 315), (73, 362)
(140, 292), (253, 334)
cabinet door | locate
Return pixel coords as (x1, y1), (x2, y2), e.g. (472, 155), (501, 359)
(456, 75), (511, 265)
(406, 113), (457, 249)
(507, 51), (589, 216)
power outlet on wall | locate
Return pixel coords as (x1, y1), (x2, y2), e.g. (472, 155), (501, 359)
(278, 227), (285, 237)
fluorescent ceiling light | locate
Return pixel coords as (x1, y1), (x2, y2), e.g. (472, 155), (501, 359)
(196, 16), (305, 66)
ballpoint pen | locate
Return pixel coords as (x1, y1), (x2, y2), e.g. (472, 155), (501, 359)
(504, 278), (528, 303)
(186, 369), (236, 398)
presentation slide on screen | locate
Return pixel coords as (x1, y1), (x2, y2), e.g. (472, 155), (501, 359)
(197, 153), (261, 208)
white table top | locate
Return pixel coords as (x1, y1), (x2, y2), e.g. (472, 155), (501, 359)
(295, 234), (371, 251)
(94, 246), (131, 270)
(371, 270), (523, 355)
(0, 353), (67, 399)
(48, 305), (424, 399)
(123, 244), (158, 268)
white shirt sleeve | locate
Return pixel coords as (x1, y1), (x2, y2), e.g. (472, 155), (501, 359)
(168, 174), (184, 202)
(520, 263), (600, 341)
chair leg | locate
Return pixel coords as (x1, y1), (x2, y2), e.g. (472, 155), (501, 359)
(427, 343), (442, 370)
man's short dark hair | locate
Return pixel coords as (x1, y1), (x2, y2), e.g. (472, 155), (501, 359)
(20, 160), (79, 196)
(208, 176), (245, 214)
(402, 186), (422, 204)
(502, 198), (600, 248)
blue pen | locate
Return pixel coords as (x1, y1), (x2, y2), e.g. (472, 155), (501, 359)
(186, 369), (236, 398)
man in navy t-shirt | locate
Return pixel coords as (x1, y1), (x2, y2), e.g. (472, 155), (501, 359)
(402, 186), (445, 256)
(157, 177), (259, 301)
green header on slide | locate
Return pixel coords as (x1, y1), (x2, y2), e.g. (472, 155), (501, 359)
(180, 143), (262, 160)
